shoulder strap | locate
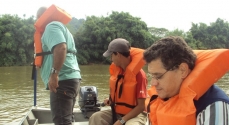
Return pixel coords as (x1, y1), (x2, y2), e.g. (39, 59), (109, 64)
(147, 95), (158, 113)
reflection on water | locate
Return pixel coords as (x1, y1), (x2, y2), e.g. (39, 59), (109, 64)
(0, 65), (228, 124)
(216, 72), (229, 94)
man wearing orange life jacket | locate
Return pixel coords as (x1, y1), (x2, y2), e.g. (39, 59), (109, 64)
(89, 38), (147, 125)
(36, 6), (81, 125)
(143, 36), (229, 125)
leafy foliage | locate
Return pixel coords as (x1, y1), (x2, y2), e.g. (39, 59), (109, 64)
(0, 14), (34, 66)
(0, 13), (228, 66)
(74, 11), (155, 64)
(66, 17), (85, 34)
(148, 27), (168, 39)
(190, 18), (229, 49)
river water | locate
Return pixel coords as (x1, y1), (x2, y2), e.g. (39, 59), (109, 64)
(0, 65), (228, 125)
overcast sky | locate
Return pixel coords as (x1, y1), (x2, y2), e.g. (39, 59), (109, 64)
(0, 0), (229, 31)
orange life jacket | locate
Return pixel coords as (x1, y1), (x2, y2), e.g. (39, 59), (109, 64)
(33, 4), (72, 67)
(146, 49), (229, 125)
(109, 47), (146, 115)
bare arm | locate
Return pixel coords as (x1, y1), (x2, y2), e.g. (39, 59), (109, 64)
(114, 98), (145, 125)
(48, 43), (67, 93)
(52, 43), (67, 71)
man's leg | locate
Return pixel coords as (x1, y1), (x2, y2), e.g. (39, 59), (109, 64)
(89, 109), (113, 125)
(50, 79), (80, 125)
(71, 80), (80, 122)
(125, 112), (147, 125)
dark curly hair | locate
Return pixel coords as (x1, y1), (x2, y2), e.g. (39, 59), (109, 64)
(143, 36), (196, 70)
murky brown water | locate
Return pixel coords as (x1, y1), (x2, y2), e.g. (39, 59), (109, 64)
(0, 65), (228, 125)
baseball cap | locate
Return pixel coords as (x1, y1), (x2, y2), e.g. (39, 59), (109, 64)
(103, 38), (131, 57)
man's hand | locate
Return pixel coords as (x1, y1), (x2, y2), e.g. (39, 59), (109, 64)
(49, 43), (66, 93)
(113, 120), (123, 125)
(104, 98), (110, 106)
(48, 74), (59, 93)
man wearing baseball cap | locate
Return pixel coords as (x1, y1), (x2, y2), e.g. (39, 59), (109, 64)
(89, 38), (147, 125)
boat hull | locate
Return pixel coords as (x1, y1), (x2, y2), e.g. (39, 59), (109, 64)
(8, 106), (103, 125)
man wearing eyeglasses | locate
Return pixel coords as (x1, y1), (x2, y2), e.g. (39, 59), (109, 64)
(143, 36), (229, 125)
(89, 38), (147, 125)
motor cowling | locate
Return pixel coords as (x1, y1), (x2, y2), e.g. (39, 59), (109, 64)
(78, 86), (101, 115)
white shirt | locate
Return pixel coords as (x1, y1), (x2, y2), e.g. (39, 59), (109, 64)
(196, 101), (229, 125)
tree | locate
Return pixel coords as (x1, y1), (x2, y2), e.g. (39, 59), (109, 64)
(0, 14), (34, 66)
(148, 27), (168, 38)
(67, 17), (85, 34)
(190, 18), (229, 49)
(74, 11), (155, 64)
(165, 29), (186, 37)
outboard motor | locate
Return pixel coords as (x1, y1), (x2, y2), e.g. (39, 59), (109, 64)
(78, 86), (101, 118)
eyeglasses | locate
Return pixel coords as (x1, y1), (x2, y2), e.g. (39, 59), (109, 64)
(148, 65), (179, 81)
(148, 70), (170, 81)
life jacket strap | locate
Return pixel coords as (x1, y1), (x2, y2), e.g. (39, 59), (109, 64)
(115, 102), (136, 109)
(35, 50), (76, 57)
(147, 95), (158, 113)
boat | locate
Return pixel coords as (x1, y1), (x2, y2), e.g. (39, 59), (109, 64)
(6, 86), (110, 125)
(6, 67), (150, 125)
(7, 66), (111, 125)
(7, 106), (107, 125)
(7, 71), (146, 125)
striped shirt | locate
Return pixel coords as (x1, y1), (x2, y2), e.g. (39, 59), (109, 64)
(196, 101), (229, 125)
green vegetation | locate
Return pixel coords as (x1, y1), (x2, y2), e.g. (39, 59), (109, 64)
(0, 14), (34, 66)
(74, 11), (155, 64)
(0, 12), (229, 66)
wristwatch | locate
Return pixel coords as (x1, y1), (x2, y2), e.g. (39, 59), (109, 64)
(119, 118), (125, 124)
(51, 67), (59, 74)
